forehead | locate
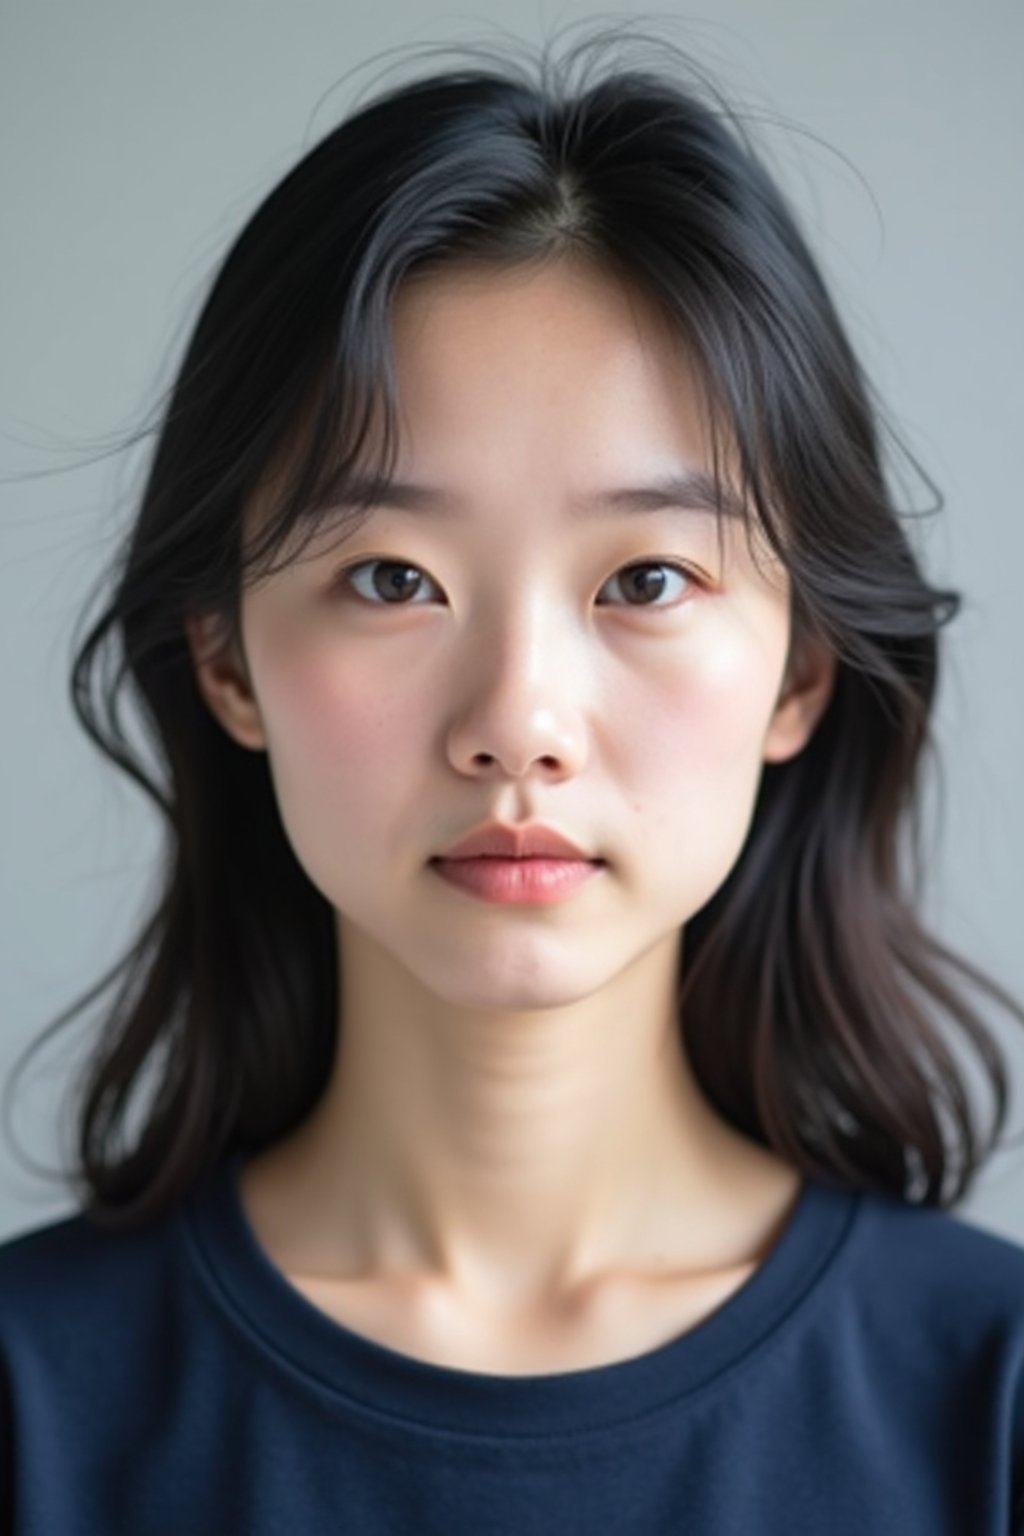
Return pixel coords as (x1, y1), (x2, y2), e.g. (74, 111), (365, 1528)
(389, 256), (711, 439)
(243, 257), (788, 584)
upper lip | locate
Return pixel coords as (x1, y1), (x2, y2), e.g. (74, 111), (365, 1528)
(435, 821), (599, 861)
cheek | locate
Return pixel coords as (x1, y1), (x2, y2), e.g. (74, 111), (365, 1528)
(609, 633), (783, 918)
(621, 622), (783, 838)
(250, 636), (426, 884)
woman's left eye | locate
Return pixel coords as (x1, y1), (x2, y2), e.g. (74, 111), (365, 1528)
(334, 558), (702, 609)
(599, 561), (699, 607)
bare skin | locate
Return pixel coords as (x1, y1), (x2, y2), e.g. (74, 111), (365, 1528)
(240, 1127), (803, 1374)
(189, 255), (834, 1374)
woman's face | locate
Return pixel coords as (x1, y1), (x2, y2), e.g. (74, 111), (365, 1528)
(190, 258), (833, 1011)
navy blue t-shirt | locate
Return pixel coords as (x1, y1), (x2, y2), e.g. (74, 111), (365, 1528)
(1, 1149), (1023, 1533)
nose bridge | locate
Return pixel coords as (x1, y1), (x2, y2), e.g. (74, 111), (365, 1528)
(447, 559), (590, 775)
(470, 561), (581, 694)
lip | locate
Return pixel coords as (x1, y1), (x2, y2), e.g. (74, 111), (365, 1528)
(434, 820), (599, 861)
(430, 856), (603, 905)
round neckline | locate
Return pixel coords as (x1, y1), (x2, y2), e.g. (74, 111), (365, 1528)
(184, 1148), (861, 1438)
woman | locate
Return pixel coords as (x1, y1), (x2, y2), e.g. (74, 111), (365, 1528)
(2, 24), (1022, 1533)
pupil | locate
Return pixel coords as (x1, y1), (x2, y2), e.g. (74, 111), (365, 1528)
(630, 565), (664, 602)
(380, 564), (418, 601)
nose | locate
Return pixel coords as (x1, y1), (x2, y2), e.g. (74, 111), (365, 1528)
(442, 601), (590, 782)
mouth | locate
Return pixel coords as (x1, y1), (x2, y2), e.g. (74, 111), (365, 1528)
(430, 855), (605, 862)
(428, 854), (606, 905)
(434, 821), (599, 862)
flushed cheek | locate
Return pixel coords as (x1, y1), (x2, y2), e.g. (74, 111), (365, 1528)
(620, 631), (782, 848)
(254, 644), (427, 894)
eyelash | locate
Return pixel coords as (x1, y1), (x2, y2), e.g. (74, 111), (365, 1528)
(332, 557), (706, 612)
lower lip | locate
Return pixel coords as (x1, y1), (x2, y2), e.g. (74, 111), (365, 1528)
(430, 857), (604, 904)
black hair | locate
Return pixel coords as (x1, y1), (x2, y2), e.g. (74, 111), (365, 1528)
(8, 19), (1023, 1227)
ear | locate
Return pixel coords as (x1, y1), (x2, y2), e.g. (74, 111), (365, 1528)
(184, 610), (267, 752)
(761, 631), (837, 765)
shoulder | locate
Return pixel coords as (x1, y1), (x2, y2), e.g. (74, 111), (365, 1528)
(0, 1202), (160, 1288)
(833, 1190), (1024, 1396)
(0, 1208), (106, 1310)
(0, 1204), (106, 1267)
(852, 1191), (1024, 1308)
(0, 1198), (190, 1377)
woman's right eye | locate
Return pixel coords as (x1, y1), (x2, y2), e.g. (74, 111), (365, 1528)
(339, 559), (439, 605)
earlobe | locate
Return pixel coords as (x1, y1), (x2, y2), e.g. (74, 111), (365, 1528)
(184, 610), (267, 752)
(762, 637), (837, 765)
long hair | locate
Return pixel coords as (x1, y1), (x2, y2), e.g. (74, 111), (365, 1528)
(8, 22), (1023, 1229)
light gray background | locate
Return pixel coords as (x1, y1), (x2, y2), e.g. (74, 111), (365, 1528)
(2, 0), (1022, 1243)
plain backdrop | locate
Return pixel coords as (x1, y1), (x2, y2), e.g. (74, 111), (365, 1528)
(2, 0), (1022, 1243)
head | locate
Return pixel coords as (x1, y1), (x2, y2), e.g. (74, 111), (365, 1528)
(186, 253), (835, 1016)
(22, 26), (1020, 1223)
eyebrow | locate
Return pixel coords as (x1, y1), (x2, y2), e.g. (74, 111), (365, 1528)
(331, 470), (747, 523)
